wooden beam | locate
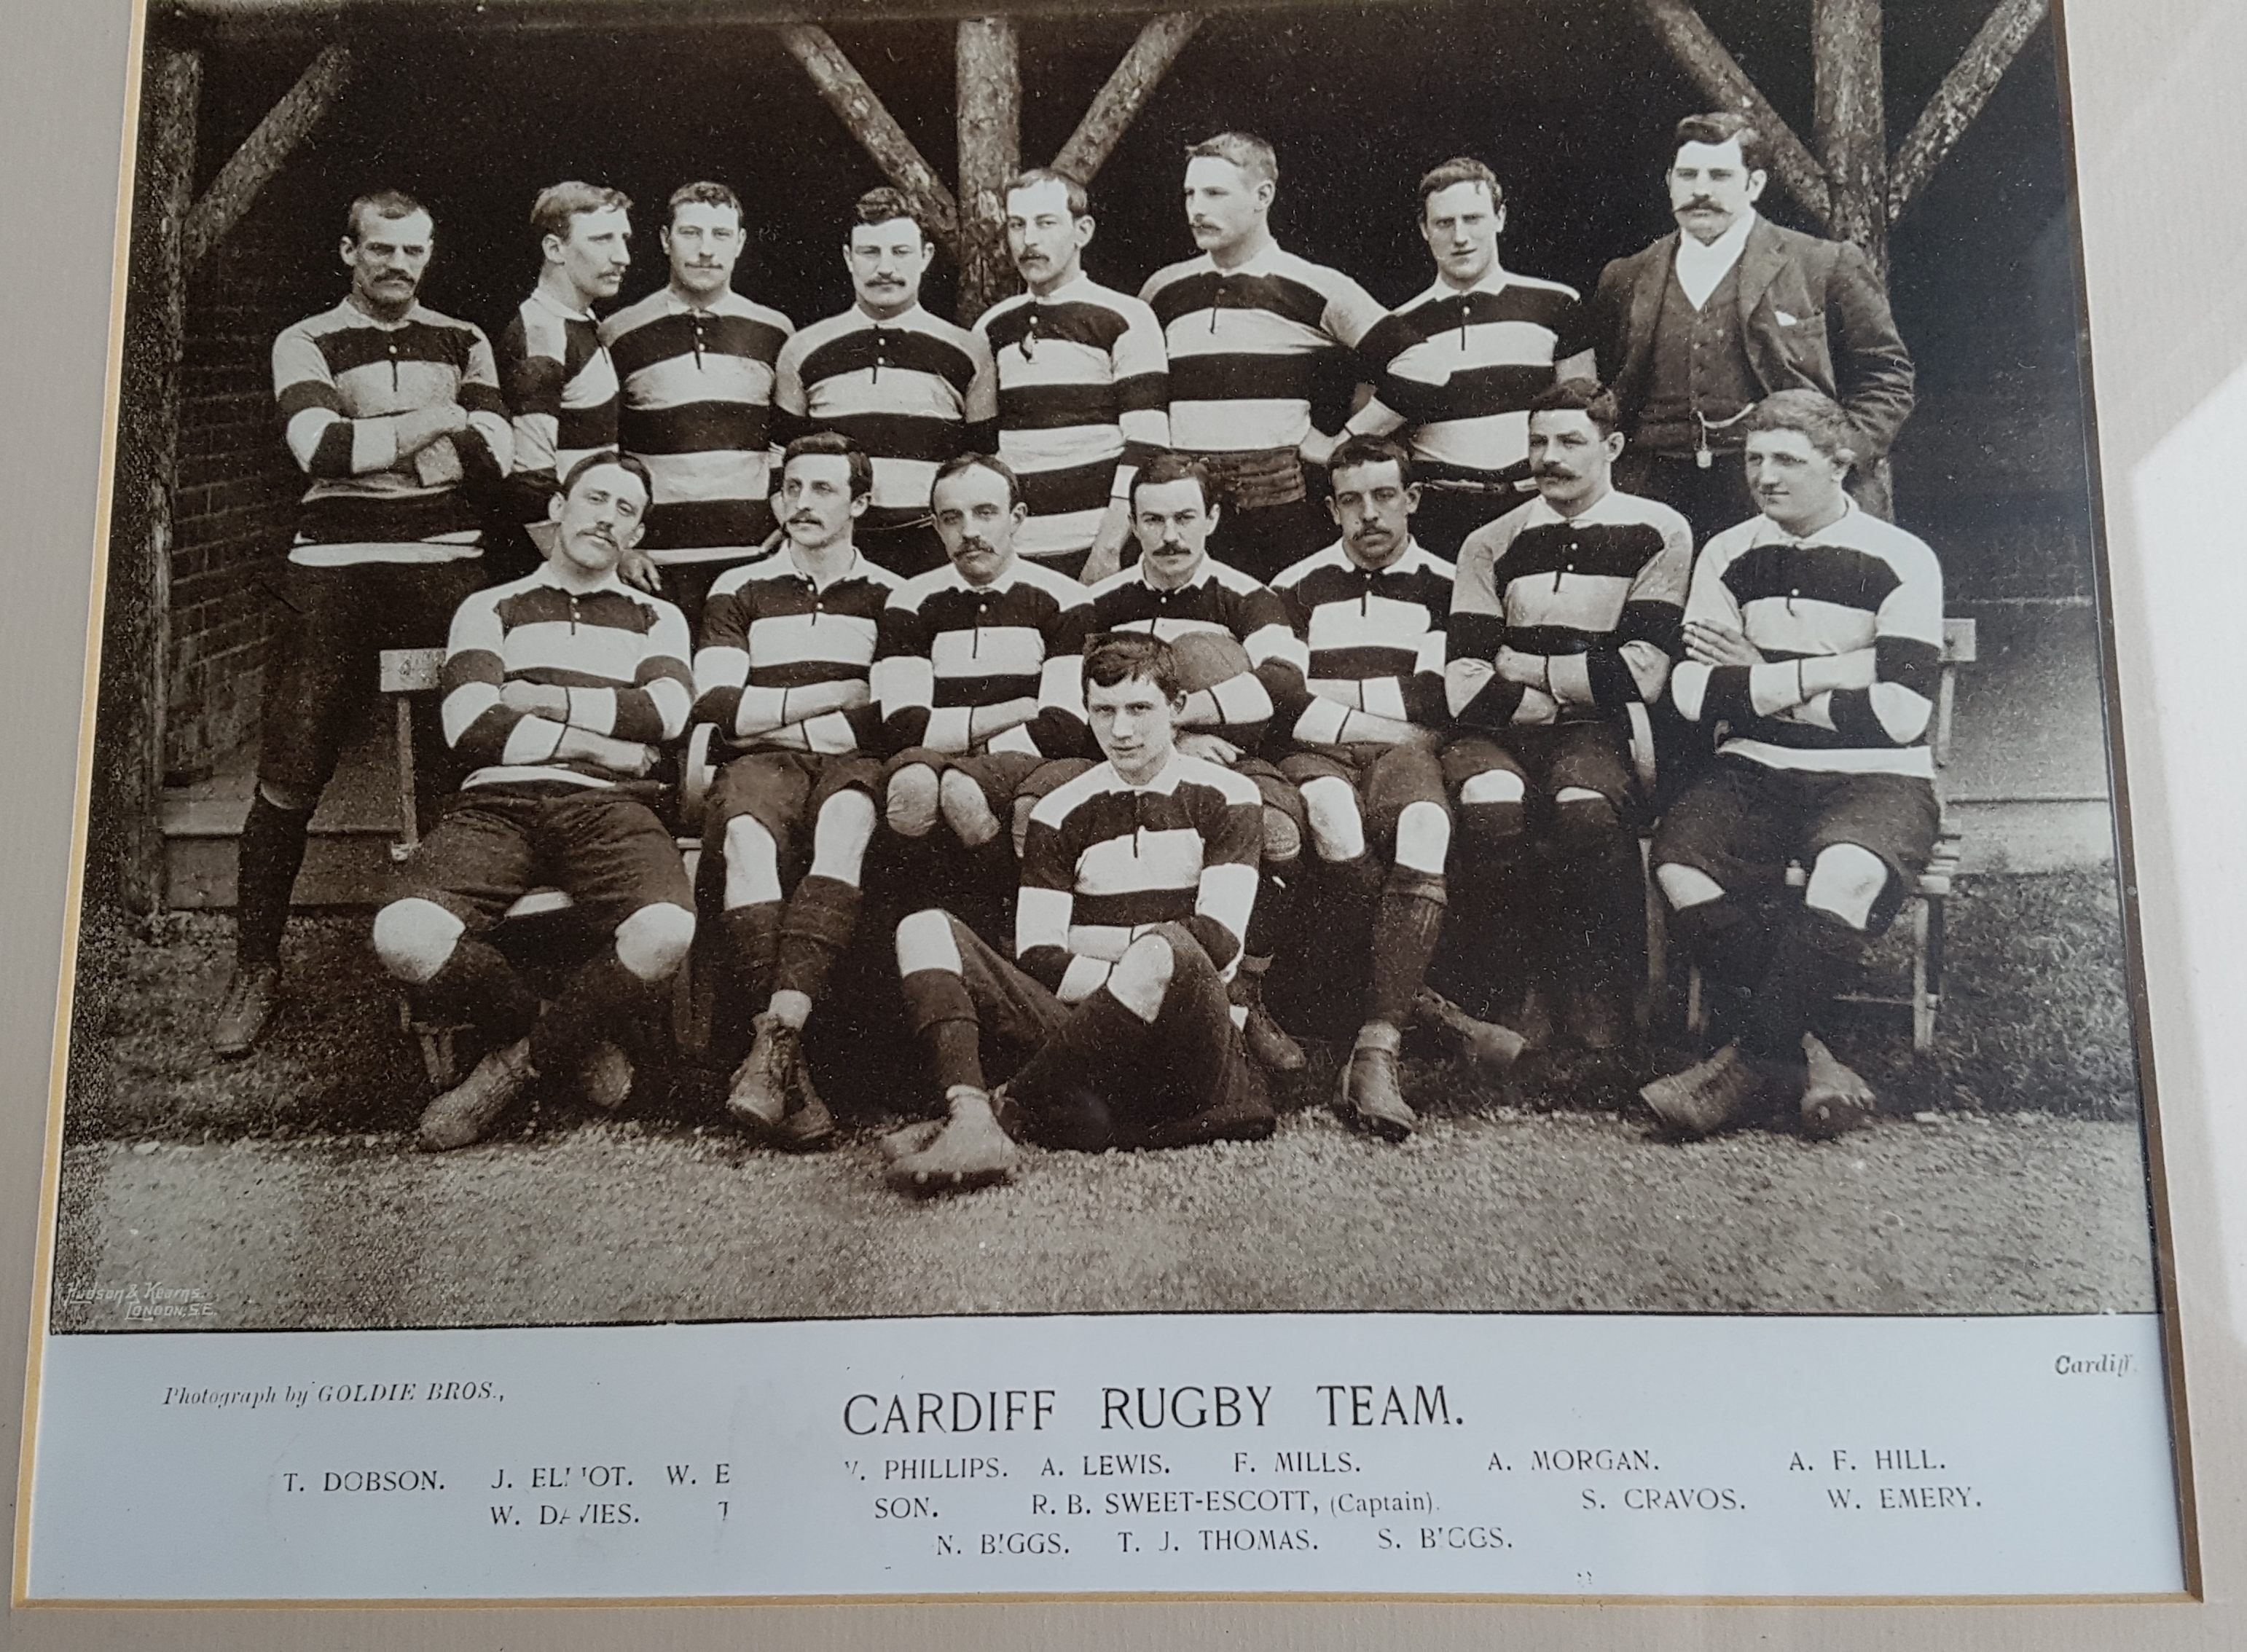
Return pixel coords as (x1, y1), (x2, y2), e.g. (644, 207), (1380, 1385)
(1889, 0), (2049, 224)
(1812, 0), (1888, 272)
(954, 17), (1021, 320)
(773, 23), (959, 248)
(1051, 11), (1204, 184)
(183, 43), (352, 271)
(1631, 0), (1832, 229)
(96, 44), (200, 916)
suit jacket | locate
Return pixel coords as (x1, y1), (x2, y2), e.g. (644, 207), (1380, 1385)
(1584, 216), (1915, 464)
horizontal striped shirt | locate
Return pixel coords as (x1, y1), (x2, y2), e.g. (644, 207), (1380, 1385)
(872, 560), (1094, 759)
(1089, 556), (1306, 750)
(604, 286), (795, 563)
(692, 549), (897, 758)
(1671, 500), (1944, 778)
(1382, 267), (1581, 483)
(1447, 489), (1690, 730)
(1018, 752), (1263, 1000)
(976, 274), (1170, 563)
(441, 564), (693, 790)
(1271, 540), (1455, 745)
(772, 304), (997, 524)
(498, 288), (621, 524)
(1142, 245), (1424, 454)
(271, 299), (511, 566)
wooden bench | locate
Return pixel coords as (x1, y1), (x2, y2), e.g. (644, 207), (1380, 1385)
(1681, 615), (1976, 1054)
(379, 646), (718, 1085)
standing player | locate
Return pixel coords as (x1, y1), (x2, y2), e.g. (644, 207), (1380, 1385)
(976, 168), (1169, 585)
(496, 181), (634, 582)
(1646, 390), (1942, 1140)
(1083, 452), (1311, 1072)
(885, 634), (1272, 1197)
(873, 455), (1093, 917)
(692, 434), (897, 1147)
(371, 452), (697, 1152)
(212, 189), (513, 1058)
(1142, 133), (1429, 584)
(774, 189), (997, 578)
(603, 181), (795, 633)
(1445, 380), (1690, 1052)
(1270, 437), (1505, 1138)
(1372, 158), (1584, 559)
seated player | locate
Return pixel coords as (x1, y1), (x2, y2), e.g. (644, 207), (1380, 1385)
(1444, 380), (1690, 1053)
(1271, 436), (1520, 1141)
(372, 453), (697, 1151)
(1644, 390), (1944, 1139)
(886, 634), (1273, 1195)
(692, 433), (898, 1146)
(872, 454), (1094, 918)
(1081, 452), (1312, 1071)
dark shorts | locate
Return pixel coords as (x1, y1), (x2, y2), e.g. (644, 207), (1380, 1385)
(1652, 756), (1940, 934)
(1279, 742), (1451, 844)
(1443, 722), (1639, 819)
(705, 750), (882, 857)
(884, 746), (1048, 811)
(257, 557), (486, 798)
(401, 782), (694, 933)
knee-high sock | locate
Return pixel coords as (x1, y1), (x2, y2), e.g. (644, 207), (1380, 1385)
(532, 951), (657, 1077)
(417, 936), (541, 1043)
(235, 794), (314, 967)
(1670, 894), (1779, 991)
(1741, 905), (1862, 1063)
(1368, 866), (1447, 1027)
(1241, 862), (1297, 975)
(775, 875), (861, 1003)
(1008, 988), (1147, 1120)
(1556, 825), (1643, 987)
(898, 967), (986, 1094)
(720, 902), (782, 1009)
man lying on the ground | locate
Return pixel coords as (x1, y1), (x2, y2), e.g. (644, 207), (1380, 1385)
(1445, 379), (1690, 1057)
(693, 433), (898, 1149)
(1271, 435), (1522, 1141)
(1645, 388), (1942, 1140)
(372, 452), (697, 1151)
(885, 634), (1274, 1196)
(873, 453), (1094, 921)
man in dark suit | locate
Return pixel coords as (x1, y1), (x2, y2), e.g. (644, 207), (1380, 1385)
(1577, 111), (1915, 551)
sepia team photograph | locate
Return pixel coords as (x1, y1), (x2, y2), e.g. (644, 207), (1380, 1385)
(46, 0), (2161, 1335)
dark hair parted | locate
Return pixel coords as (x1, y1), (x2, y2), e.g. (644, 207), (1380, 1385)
(1083, 633), (1183, 701)
(1005, 167), (1091, 219)
(1416, 157), (1502, 216)
(532, 181), (632, 245)
(1185, 131), (1279, 186)
(558, 449), (654, 503)
(852, 186), (931, 242)
(1129, 452), (1217, 513)
(667, 180), (743, 228)
(346, 188), (429, 242)
(1328, 433), (1416, 488)
(1529, 377), (1623, 438)
(782, 432), (873, 500)
(931, 451), (1024, 511)
(1673, 111), (1770, 177)
(1744, 389), (1859, 465)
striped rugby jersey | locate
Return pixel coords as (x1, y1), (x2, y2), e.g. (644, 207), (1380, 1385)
(441, 564), (693, 790)
(691, 549), (898, 758)
(1088, 556), (1307, 750)
(1447, 489), (1690, 730)
(1381, 267), (1582, 483)
(872, 560), (1094, 759)
(1671, 500), (1944, 779)
(1270, 540), (1455, 746)
(498, 288), (621, 524)
(1141, 245), (1425, 455)
(975, 274), (1170, 563)
(1017, 752), (1263, 1001)
(603, 286), (795, 563)
(271, 299), (512, 567)
(772, 304), (997, 523)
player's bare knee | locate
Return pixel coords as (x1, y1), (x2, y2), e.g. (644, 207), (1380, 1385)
(1655, 862), (1725, 911)
(616, 902), (696, 983)
(938, 768), (1000, 845)
(1456, 769), (1526, 848)
(885, 764), (940, 838)
(895, 907), (965, 978)
(722, 814), (783, 907)
(810, 789), (877, 879)
(1805, 843), (1888, 931)
(1551, 787), (1620, 846)
(1301, 777), (1365, 862)
(1395, 800), (1451, 876)
(257, 779), (317, 814)
(1110, 933), (1177, 1023)
(1261, 806), (1302, 865)
(372, 897), (462, 986)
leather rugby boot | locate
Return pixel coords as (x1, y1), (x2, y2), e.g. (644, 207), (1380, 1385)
(1233, 957), (1306, 1073)
(1336, 1039), (1416, 1141)
(1639, 1042), (1768, 1141)
(211, 963), (281, 1058)
(773, 1051), (837, 1152)
(726, 1012), (793, 1134)
(1800, 1033), (1876, 1140)
(417, 1037), (535, 1152)
(1413, 986), (1527, 1075)
(886, 1086), (1019, 1196)
(579, 1040), (635, 1110)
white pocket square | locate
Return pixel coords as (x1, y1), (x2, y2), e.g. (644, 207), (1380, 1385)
(1775, 309), (1802, 327)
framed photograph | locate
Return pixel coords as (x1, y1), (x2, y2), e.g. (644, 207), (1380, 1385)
(4, 0), (2230, 1633)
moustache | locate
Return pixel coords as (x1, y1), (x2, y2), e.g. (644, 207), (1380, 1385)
(1534, 465), (1577, 480)
(788, 514), (822, 527)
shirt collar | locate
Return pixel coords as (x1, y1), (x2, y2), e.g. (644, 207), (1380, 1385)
(1752, 495), (1860, 546)
(1109, 752), (1187, 795)
(1521, 488), (1626, 530)
(1674, 210), (1757, 276)
(777, 545), (870, 585)
(1027, 271), (1093, 304)
(335, 296), (428, 331)
(530, 560), (629, 598)
(852, 301), (926, 328)
(1414, 261), (1517, 307)
(661, 283), (737, 316)
(528, 286), (596, 323)
(1135, 556), (1217, 593)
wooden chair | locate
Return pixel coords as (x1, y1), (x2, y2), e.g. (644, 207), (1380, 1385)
(1680, 617), (1975, 1055)
(379, 646), (718, 1085)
